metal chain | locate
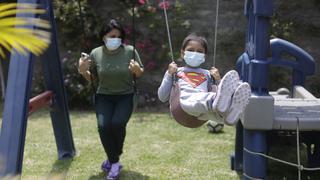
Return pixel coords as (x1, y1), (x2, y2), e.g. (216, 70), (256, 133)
(132, 2), (136, 61)
(162, 0), (174, 62)
(213, 0), (219, 67)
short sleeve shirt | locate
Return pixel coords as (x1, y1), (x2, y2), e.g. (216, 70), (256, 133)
(90, 45), (143, 95)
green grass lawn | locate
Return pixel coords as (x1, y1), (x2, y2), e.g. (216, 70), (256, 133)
(20, 111), (238, 180)
(1, 110), (320, 179)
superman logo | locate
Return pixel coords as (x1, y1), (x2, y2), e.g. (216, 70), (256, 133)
(177, 72), (207, 88)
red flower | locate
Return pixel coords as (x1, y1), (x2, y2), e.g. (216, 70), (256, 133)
(136, 41), (146, 50)
(138, 0), (146, 5)
(123, 39), (130, 45)
(124, 26), (132, 35)
(159, 0), (170, 10)
(145, 60), (156, 70)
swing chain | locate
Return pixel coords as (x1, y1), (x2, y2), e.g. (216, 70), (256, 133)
(162, 0), (174, 62)
(213, 0), (220, 67)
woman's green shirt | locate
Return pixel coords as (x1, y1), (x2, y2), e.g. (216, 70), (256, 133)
(90, 45), (143, 95)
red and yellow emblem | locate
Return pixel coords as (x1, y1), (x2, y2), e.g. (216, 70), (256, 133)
(177, 72), (207, 88)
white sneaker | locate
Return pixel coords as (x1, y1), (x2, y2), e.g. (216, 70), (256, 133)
(224, 82), (251, 125)
(212, 70), (240, 113)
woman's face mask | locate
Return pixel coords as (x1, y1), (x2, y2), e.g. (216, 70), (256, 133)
(105, 38), (122, 51)
(183, 51), (205, 67)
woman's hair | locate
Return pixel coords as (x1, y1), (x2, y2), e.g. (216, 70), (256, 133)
(100, 19), (126, 42)
(181, 33), (208, 53)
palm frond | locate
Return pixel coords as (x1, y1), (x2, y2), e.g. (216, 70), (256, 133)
(0, 3), (45, 18)
(0, 3), (51, 58)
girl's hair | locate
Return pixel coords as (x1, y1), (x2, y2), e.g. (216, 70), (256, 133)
(100, 19), (126, 42)
(181, 33), (208, 53)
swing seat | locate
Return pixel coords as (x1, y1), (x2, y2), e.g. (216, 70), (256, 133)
(170, 83), (207, 128)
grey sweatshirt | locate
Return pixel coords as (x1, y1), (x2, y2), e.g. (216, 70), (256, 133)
(158, 67), (219, 120)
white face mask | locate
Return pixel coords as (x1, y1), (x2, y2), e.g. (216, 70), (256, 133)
(183, 51), (205, 67)
(105, 38), (122, 50)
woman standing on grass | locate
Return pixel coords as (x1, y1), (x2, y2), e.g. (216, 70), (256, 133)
(78, 19), (144, 180)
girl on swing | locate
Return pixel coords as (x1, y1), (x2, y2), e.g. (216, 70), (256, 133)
(158, 33), (251, 125)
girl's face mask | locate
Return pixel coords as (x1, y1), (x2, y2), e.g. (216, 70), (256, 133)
(105, 38), (122, 50)
(183, 51), (205, 67)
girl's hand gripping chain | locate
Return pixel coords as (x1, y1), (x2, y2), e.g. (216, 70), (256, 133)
(209, 66), (221, 82)
(168, 62), (178, 75)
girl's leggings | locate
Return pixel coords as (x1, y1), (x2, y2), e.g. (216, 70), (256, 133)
(94, 93), (134, 163)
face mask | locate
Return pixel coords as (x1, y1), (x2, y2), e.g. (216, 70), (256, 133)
(105, 38), (122, 50)
(183, 51), (205, 67)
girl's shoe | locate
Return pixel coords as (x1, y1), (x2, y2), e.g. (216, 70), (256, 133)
(101, 159), (111, 172)
(107, 162), (122, 180)
(224, 82), (251, 125)
(212, 70), (240, 113)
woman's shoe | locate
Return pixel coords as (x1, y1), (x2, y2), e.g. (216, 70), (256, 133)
(101, 159), (111, 172)
(106, 162), (122, 180)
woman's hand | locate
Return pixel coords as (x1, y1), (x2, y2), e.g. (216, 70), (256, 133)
(78, 54), (91, 74)
(168, 62), (177, 75)
(129, 59), (144, 77)
(210, 67), (221, 81)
